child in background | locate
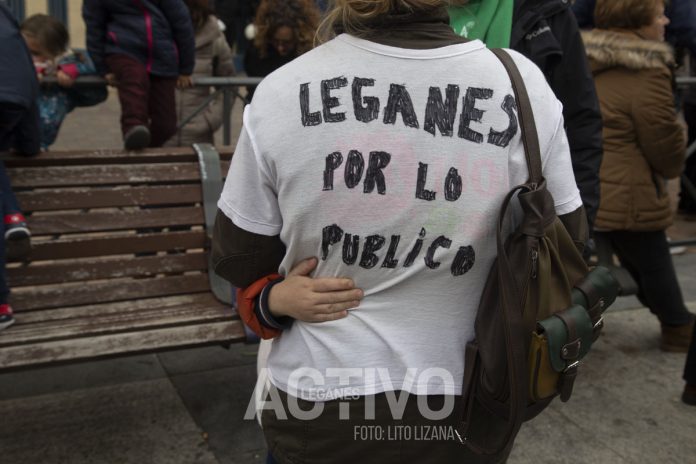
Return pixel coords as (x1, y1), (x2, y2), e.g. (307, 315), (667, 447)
(82, 0), (196, 150)
(0, 3), (40, 331)
(20, 14), (106, 152)
(166, 0), (235, 146)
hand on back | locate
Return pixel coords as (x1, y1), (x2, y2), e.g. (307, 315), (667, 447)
(268, 258), (363, 323)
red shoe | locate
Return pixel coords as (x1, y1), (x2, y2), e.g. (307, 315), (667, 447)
(4, 213), (30, 240)
(0, 304), (15, 331)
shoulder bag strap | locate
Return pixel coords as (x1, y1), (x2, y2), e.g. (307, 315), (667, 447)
(490, 48), (543, 186)
(489, 48), (544, 455)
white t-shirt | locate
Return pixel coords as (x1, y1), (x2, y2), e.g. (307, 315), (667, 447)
(219, 34), (581, 400)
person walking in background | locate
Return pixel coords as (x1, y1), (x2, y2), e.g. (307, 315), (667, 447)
(582, 0), (694, 353)
(0, 3), (40, 331)
(166, 0), (235, 146)
(573, 0), (696, 219)
(243, 0), (320, 102)
(212, 0), (587, 461)
(82, 0), (196, 150)
(20, 14), (106, 152)
(449, 0), (603, 238)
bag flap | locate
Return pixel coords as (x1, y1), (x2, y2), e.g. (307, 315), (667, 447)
(537, 304), (593, 372)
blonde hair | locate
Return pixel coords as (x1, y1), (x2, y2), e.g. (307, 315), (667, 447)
(317, 0), (466, 42)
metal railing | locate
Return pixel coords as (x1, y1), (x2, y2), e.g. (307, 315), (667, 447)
(42, 75), (263, 145)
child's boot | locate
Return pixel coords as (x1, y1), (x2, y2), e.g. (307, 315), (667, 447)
(4, 213), (31, 261)
(0, 304), (15, 331)
(124, 125), (151, 151)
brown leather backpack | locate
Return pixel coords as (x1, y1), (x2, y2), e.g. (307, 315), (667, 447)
(456, 49), (618, 460)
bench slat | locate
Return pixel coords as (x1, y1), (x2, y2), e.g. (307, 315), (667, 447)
(26, 230), (206, 261)
(10, 274), (213, 311)
(0, 320), (245, 369)
(14, 293), (222, 323)
(1, 146), (233, 167)
(16, 185), (203, 211)
(1, 303), (234, 346)
(8, 253), (208, 287)
(28, 206), (204, 235)
(9, 161), (230, 188)
(10, 163), (201, 187)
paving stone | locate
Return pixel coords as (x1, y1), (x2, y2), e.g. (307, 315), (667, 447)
(0, 354), (165, 400)
(0, 379), (219, 464)
(167, 365), (267, 464)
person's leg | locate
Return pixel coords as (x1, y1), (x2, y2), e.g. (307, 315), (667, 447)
(0, 167), (14, 331)
(684, 322), (696, 405)
(607, 229), (693, 326)
(679, 101), (696, 213)
(105, 54), (150, 138)
(147, 75), (177, 147)
(0, 102), (27, 152)
(37, 91), (71, 151)
(0, 162), (30, 258)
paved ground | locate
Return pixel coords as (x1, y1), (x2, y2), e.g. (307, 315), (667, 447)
(1, 92), (695, 463)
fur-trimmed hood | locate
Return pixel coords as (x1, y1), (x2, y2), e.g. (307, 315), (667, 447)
(581, 29), (675, 74)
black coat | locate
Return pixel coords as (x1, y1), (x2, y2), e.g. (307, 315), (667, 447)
(512, 0), (603, 229)
(0, 3), (39, 155)
(82, 0), (195, 77)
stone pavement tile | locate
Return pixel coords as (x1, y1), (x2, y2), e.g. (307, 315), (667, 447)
(157, 344), (259, 376)
(0, 354), (165, 400)
(0, 378), (219, 464)
(52, 91), (123, 151)
(167, 364), (267, 464)
(511, 308), (696, 464)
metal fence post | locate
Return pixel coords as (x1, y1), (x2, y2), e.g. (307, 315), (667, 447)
(223, 88), (232, 146)
(47, 0), (68, 26)
(3, 0), (25, 21)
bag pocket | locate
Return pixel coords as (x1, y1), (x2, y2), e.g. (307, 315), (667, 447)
(528, 305), (594, 402)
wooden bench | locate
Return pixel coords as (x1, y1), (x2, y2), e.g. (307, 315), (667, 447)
(0, 145), (245, 370)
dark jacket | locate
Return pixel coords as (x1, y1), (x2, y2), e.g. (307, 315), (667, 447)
(243, 45), (297, 102)
(0, 3), (39, 155)
(573, 0), (696, 55)
(82, 0), (195, 78)
(583, 30), (685, 231)
(511, 0), (603, 229)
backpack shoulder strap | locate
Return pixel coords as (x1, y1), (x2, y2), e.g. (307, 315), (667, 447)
(489, 48), (543, 186)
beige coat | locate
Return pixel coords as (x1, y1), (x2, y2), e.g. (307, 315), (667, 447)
(167, 16), (235, 147)
(582, 29), (686, 231)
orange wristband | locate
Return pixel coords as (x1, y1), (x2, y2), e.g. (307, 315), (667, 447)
(237, 273), (283, 340)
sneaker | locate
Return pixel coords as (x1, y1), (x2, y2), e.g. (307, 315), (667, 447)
(0, 304), (15, 331)
(4, 213), (30, 240)
(683, 384), (696, 406)
(124, 125), (151, 151)
(661, 318), (695, 353)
